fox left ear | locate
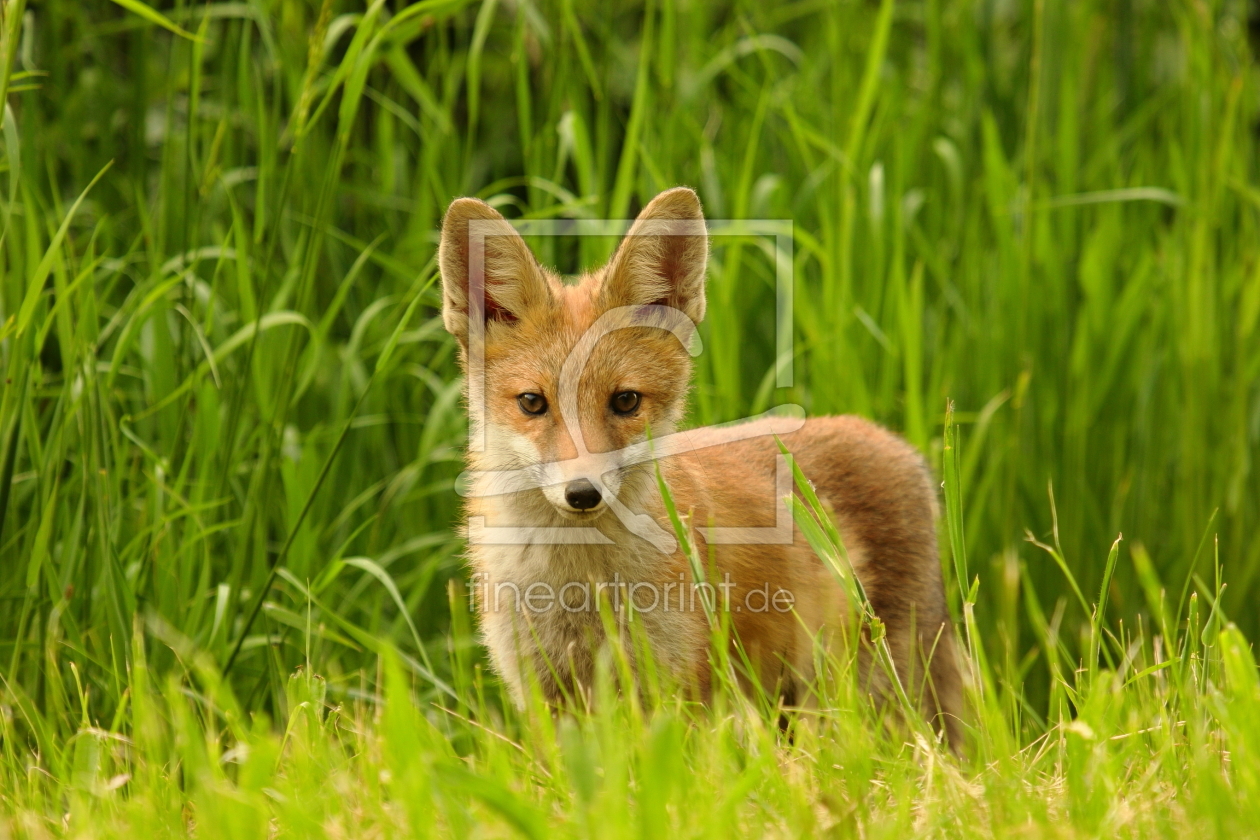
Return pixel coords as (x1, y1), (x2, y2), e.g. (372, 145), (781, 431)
(438, 197), (552, 351)
(600, 187), (708, 324)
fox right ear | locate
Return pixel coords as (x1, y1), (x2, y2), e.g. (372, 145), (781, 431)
(438, 198), (551, 348)
(600, 187), (708, 325)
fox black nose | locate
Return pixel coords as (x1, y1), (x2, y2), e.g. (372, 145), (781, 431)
(565, 479), (602, 510)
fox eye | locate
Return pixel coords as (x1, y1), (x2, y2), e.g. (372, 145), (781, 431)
(610, 391), (641, 416)
(518, 393), (548, 415)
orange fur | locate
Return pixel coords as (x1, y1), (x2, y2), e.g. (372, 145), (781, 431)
(439, 188), (964, 749)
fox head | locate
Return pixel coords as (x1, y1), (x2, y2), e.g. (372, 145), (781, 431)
(439, 188), (708, 520)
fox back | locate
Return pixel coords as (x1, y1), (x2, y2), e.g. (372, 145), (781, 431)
(439, 188), (963, 750)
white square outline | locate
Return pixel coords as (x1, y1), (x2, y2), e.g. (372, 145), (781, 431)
(463, 217), (797, 549)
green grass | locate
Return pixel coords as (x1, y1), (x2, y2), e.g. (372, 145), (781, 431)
(1, 0), (1259, 835)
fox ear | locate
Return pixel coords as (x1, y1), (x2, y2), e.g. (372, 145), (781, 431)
(438, 198), (551, 348)
(600, 187), (708, 324)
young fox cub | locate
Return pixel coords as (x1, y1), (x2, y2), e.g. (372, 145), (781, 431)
(439, 187), (963, 748)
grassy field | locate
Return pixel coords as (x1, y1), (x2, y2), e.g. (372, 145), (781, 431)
(1, 0), (1259, 835)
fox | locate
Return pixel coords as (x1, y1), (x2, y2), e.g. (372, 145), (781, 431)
(438, 186), (964, 749)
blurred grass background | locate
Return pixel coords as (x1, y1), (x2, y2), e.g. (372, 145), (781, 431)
(1, 0), (1259, 834)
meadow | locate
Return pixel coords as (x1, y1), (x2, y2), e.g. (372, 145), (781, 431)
(1, 0), (1259, 835)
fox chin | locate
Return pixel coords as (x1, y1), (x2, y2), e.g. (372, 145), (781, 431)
(438, 186), (964, 751)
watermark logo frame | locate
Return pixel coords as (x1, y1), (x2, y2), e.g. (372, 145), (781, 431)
(460, 217), (800, 552)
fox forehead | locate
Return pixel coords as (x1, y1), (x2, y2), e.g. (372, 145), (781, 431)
(481, 273), (685, 393)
